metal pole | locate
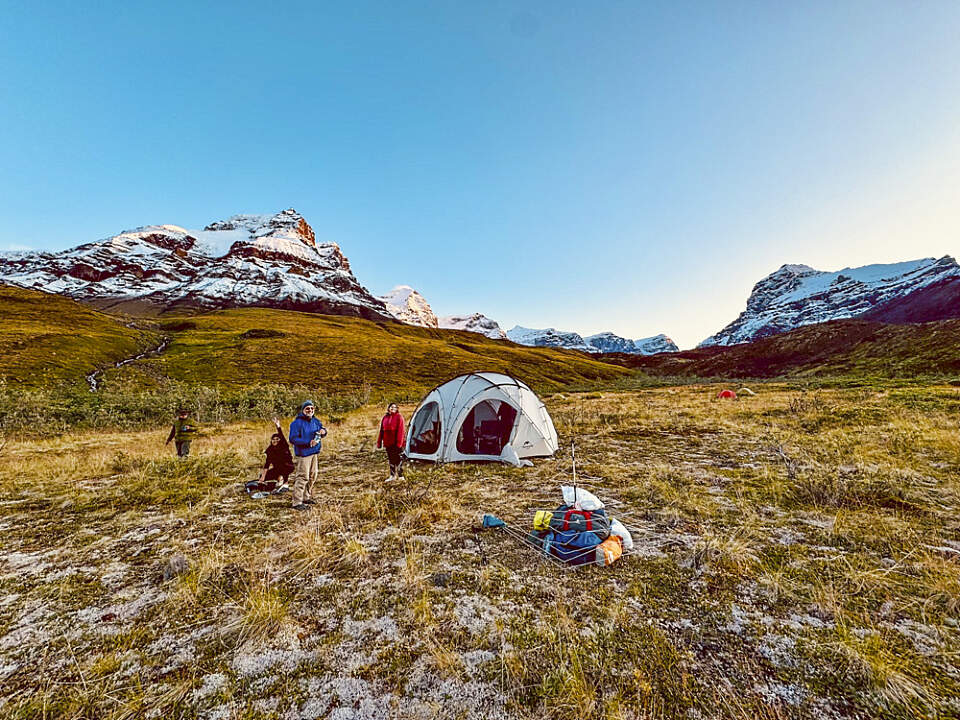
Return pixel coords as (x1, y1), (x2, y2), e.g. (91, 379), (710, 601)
(571, 440), (578, 504)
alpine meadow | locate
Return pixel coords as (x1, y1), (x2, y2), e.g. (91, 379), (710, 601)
(1, 282), (958, 719)
(3, 3), (960, 719)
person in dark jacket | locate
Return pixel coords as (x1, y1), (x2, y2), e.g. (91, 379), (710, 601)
(165, 408), (200, 457)
(248, 418), (295, 495)
(377, 402), (406, 482)
(288, 400), (327, 511)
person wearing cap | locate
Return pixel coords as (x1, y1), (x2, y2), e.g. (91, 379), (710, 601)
(165, 407), (200, 457)
(288, 400), (327, 511)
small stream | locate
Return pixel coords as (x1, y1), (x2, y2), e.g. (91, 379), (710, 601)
(86, 337), (171, 392)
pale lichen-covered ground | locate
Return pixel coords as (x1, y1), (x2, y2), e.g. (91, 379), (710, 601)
(1, 384), (958, 719)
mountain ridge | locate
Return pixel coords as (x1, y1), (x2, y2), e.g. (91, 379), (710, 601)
(602, 317), (960, 378)
(0, 209), (391, 321)
(508, 326), (679, 355)
(701, 256), (960, 346)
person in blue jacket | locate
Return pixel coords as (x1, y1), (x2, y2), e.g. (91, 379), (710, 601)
(288, 400), (327, 511)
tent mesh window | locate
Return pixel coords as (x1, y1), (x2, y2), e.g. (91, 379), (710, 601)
(456, 399), (517, 456)
(409, 402), (441, 454)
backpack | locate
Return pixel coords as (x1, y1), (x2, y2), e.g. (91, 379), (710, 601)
(547, 504), (611, 540)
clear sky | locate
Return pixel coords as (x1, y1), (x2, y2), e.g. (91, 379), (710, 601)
(2, 1), (959, 348)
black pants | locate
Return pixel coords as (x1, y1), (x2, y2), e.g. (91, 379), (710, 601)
(265, 465), (293, 484)
(175, 440), (191, 457)
(386, 446), (404, 475)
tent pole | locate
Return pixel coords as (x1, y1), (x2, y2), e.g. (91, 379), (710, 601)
(571, 440), (577, 504)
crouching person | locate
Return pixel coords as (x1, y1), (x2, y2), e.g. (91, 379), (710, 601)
(288, 400), (326, 511)
(248, 417), (295, 497)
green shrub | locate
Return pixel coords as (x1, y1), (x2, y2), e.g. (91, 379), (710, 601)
(0, 382), (365, 433)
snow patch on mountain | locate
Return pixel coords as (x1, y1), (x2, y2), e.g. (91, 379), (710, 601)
(379, 285), (438, 328)
(700, 256), (960, 346)
(438, 313), (506, 340)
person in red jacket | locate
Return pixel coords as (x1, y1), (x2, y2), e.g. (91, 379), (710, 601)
(377, 402), (406, 482)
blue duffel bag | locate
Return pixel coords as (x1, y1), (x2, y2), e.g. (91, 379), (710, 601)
(544, 528), (604, 566)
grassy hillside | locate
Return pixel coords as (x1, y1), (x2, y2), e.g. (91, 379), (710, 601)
(1, 384), (957, 718)
(105, 308), (629, 396)
(0, 285), (161, 387)
(601, 318), (960, 379)
(0, 291), (629, 430)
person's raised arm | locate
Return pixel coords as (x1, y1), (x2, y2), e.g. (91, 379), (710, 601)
(273, 418), (290, 449)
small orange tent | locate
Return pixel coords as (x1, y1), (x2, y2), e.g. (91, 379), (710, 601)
(717, 389), (737, 399)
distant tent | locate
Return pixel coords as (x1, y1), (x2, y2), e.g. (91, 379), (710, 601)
(405, 372), (558, 466)
(717, 389), (737, 399)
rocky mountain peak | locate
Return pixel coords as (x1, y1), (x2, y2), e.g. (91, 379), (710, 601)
(633, 334), (680, 355)
(204, 208), (316, 248)
(438, 313), (507, 340)
(380, 285), (438, 328)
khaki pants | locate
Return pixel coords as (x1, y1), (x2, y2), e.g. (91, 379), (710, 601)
(292, 454), (320, 506)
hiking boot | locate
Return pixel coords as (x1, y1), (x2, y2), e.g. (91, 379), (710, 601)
(303, 498), (317, 505)
(384, 475), (394, 483)
(397, 475), (406, 481)
(273, 485), (290, 494)
(292, 504), (309, 511)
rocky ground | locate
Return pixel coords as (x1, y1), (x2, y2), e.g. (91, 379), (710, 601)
(1, 384), (958, 719)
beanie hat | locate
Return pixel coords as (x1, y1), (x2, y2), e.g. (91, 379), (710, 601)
(300, 400), (315, 412)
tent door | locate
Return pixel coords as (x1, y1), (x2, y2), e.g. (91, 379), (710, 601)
(409, 401), (442, 455)
(455, 400), (518, 456)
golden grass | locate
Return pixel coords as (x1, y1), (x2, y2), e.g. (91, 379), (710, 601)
(1, 383), (958, 719)
(0, 285), (160, 387)
(109, 306), (630, 395)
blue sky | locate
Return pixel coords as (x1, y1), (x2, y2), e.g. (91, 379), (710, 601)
(2, 1), (959, 348)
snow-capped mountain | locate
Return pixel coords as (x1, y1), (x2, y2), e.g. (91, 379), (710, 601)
(633, 334), (681, 355)
(0, 209), (391, 320)
(378, 286), (506, 338)
(586, 332), (679, 355)
(379, 285), (438, 328)
(438, 313), (507, 340)
(507, 326), (592, 351)
(700, 256), (960, 347)
(583, 332), (636, 354)
(505, 327), (676, 354)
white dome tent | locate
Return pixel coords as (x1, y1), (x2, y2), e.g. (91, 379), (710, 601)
(404, 372), (559, 466)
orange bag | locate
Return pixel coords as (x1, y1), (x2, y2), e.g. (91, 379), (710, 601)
(595, 535), (623, 566)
